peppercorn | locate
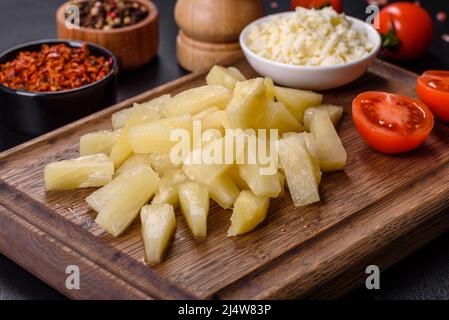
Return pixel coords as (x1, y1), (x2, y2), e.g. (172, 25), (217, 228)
(68, 0), (149, 30)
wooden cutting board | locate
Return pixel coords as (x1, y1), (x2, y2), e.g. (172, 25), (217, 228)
(1, 59), (449, 300)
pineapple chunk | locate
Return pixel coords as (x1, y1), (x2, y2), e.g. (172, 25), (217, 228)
(302, 133), (322, 184)
(128, 115), (193, 154)
(206, 65), (246, 90)
(193, 107), (224, 132)
(178, 181), (209, 238)
(278, 171), (286, 196)
(274, 86), (323, 121)
(94, 164), (160, 237)
(309, 109), (347, 171)
(136, 94), (171, 115)
(152, 169), (188, 208)
(111, 94), (171, 130)
(114, 154), (152, 177)
(303, 105), (344, 131)
(110, 107), (162, 168)
(44, 154), (114, 191)
(208, 173), (240, 209)
(218, 110), (231, 129)
(255, 101), (302, 134)
(141, 203), (176, 266)
(183, 133), (239, 185)
(238, 163), (281, 198)
(278, 133), (321, 207)
(165, 85), (232, 117)
(193, 107), (218, 122)
(264, 77), (276, 101)
(236, 136), (281, 197)
(227, 165), (249, 190)
(79, 129), (122, 156)
(228, 190), (269, 236)
(226, 78), (266, 129)
(148, 152), (180, 176)
(111, 108), (133, 131)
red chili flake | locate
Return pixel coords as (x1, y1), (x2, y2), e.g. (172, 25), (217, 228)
(437, 11), (447, 22)
(270, 1), (279, 9)
(0, 43), (112, 92)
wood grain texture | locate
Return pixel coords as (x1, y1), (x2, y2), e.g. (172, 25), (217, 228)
(174, 0), (264, 43)
(56, 0), (159, 71)
(176, 31), (243, 72)
(1, 59), (449, 300)
(174, 0), (263, 71)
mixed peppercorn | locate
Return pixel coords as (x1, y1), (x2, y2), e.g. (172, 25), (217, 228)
(74, 0), (149, 30)
(0, 43), (113, 92)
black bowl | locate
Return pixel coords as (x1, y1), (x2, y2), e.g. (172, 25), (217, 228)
(0, 39), (118, 137)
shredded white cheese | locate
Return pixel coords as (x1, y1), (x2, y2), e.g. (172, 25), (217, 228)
(246, 7), (374, 67)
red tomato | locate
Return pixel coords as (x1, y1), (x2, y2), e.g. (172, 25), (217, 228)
(291, 0), (343, 13)
(378, 2), (433, 60)
(417, 70), (449, 122)
(352, 92), (434, 154)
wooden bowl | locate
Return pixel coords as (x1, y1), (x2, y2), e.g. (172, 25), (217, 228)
(56, 0), (159, 71)
(177, 31), (243, 72)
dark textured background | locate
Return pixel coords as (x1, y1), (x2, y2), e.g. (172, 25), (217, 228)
(1, 0), (449, 300)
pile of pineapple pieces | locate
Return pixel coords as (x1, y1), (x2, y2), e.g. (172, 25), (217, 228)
(44, 65), (347, 266)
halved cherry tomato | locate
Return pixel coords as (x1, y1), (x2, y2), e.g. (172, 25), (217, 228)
(417, 70), (449, 122)
(291, 0), (343, 13)
(352, 92), (434, 154)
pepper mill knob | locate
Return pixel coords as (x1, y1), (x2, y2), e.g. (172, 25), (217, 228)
(175, 0), (264, 71)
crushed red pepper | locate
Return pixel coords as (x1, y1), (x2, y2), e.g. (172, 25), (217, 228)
(0, 43), (113, 92)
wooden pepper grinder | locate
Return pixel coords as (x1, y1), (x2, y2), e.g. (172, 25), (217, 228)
(175, 0), (264, 72)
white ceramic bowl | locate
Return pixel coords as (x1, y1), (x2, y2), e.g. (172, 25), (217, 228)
(240, 12), (381, 90)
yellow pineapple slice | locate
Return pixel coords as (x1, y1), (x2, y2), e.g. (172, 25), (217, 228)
(236, 135), (281, 197)
(193, 107), (224, 132)
(128, 114), (193, 154)
(278, 171), (286, 196)
(178, 181), (209, 238)
(114, 154), (153, 177)
(110, 107), (162, 168)
(228, 190), (270, 236)
(111, 94), (171, 130)
(255, 101), (302, 134)
(264, 77), (276, 101)
(152, 169), (188, 208)
(94, 164), (160, 237)
(309, 109), (347, 171)
(238, 163), (281, 198)
(218, 110), (231, 129)
(274, 86), (323, 121)
(86, 162), (158, 213)
(206, 65), (246, 90)
(140, 203), (176, 266)
(79, 129), (122, 156)
(303, 104), (344, 131)
(226, 78), (266, 129)
(136, 94), (171, 115)
(165, 85), (232, 117)
(44, 154), (114, 191)
(208, 173), (240, 209)
(148, 152), (181, 176)
(278, 133), (321, 207)
(111, 108), (133, 131)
